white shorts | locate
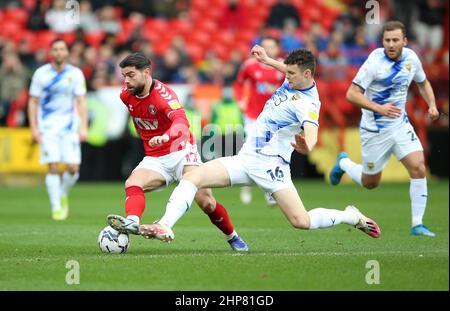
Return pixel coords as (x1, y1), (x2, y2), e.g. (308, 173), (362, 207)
(244, 116), (257, 139)
(218, 151), (295, 195)
(134, 143), (202, 187)
(360, 121), (423, 174)
(40, 132), (81, 164)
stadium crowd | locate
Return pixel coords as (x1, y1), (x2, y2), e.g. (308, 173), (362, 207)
(0, 0), (448, 130)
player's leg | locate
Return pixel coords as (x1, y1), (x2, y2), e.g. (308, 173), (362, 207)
(240, 117), (254, 205)
(60, 164), (79, 215)
(41, 134), (65, 220)
(108, 165), (167, 235)
(151, 158), (231, 227)
(394, 123), (434, 236)
(273, 188), (381, 237)
(330, 129), (390, 189)
(140, 156), (249, 241)
(59, 132), (82, 216)
(46, 162), (65, 220)
(184, 165), (248, 251)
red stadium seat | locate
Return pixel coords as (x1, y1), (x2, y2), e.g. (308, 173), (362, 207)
(235, 29), (256, 45)
(6, 89), (28, 128)
(3, 8), (29, 26)
(144, 19), (169, 34)
(186, 44), (205, 64)
(59, 32), (76, 45)
(185, 31), (211, 49)
(30, 31), (57, 51)
(84, 32), (105, 48)
(169, 19), (193, 36)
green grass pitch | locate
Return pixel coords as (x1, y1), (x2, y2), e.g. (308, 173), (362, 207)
(0, 180), (448, 290)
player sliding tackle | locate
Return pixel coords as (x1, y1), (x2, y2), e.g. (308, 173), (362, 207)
(106, 53), (248, 252)
(140, 46), (381, 242)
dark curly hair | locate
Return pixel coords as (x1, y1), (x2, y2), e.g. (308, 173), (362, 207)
(119, 52), (152, 70)
(284, 49), (316, 76)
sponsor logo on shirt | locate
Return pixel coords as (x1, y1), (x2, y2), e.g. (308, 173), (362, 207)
(168, 100), (181, 110)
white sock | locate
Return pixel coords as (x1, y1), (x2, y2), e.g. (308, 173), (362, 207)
(46, 174), (62, 212)
(127, 215), (140, 225)
(159, 180), (198, 228)
(410, 178), (427, 227)
(308, 207), (358, 229)
(226, 230), (237, 241)
(61, 171), (79, 196)
(340, 158), (363, 186)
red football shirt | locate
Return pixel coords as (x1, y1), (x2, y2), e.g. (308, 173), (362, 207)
(120, 79), (193, 157)
(234, 58), (285, 120)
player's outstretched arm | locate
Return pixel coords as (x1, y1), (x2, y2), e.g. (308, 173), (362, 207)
(416, 80), (439, 120)
(346, 84), (401, 118)
(76, 95), (88, 142)
(291, 123), (318, 155)
(27, 96), (40, 143)
(251, 45), (286, 74)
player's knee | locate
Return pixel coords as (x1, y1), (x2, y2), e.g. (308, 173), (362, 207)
(195, 192), (215, 213)
(48, 164), (59, 174)
(362, 180), (379, 190)
(363, 181), (378, 190)
(67, 166), (79, 174)
(182, 171), (201, 187)
(289, 216), (310, 230)
(409, 162), (426, 178)
(125, 178), (142, 189)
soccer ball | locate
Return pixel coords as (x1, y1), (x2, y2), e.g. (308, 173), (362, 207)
(98, 226), (130, 254)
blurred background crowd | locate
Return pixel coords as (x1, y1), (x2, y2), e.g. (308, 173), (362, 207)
(0, 0), (448, 180)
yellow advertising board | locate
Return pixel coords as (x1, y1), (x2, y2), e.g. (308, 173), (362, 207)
(0, 128), (47, 173)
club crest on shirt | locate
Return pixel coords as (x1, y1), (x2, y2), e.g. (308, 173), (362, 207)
(291, 94), (301, 101)
(405, 63), (412, 72)
(148, 105), (156, 115)
(308, 110), (318, 121)
(367, 162), (375, 170)
(168, 100), (181, 110)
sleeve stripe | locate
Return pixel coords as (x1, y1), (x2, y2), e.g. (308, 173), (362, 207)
(301, 120), (319, 127)
(352, 81), (366, 91)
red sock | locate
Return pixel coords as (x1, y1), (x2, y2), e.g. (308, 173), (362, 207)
(207, 202), (234, 236)
(125, 186), (146, 218)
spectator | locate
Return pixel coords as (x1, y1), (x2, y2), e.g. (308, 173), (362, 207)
(413, 0), (445, 50)
(45, 0), (78, 33)
(318, 31), (347, 79)
(308, 22), (329, 52)
(210, 87), (244, 158)
(117, 0), (156, 17)
(218, 0), (247, 31)
(153, 47), (185, 83)
(170, 35), (191, 67)
(17, 39), (37, 70)
(332, 3), (362, 45)
(98, 5), (122, 34)
(152, 0), (179, 18)
(79, 0), (101, 33)
(280, 19), (304, 53)
(342, 27), (372, 66)
(0, 53), (30, 124)
(27, 0), (50, 31)
(68, 41), (87, 68)
(266, 0), (301, 29)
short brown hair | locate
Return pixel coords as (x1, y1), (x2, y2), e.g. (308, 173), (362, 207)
(382, 21), (406, 38)
(284, 49), (316, 76)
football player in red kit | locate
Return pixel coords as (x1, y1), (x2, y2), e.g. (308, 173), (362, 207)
(234, 37), (284, 205)
(107, 53), (248, 251)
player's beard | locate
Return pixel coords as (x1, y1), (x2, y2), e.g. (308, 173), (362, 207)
(130, 82), (145, 96)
